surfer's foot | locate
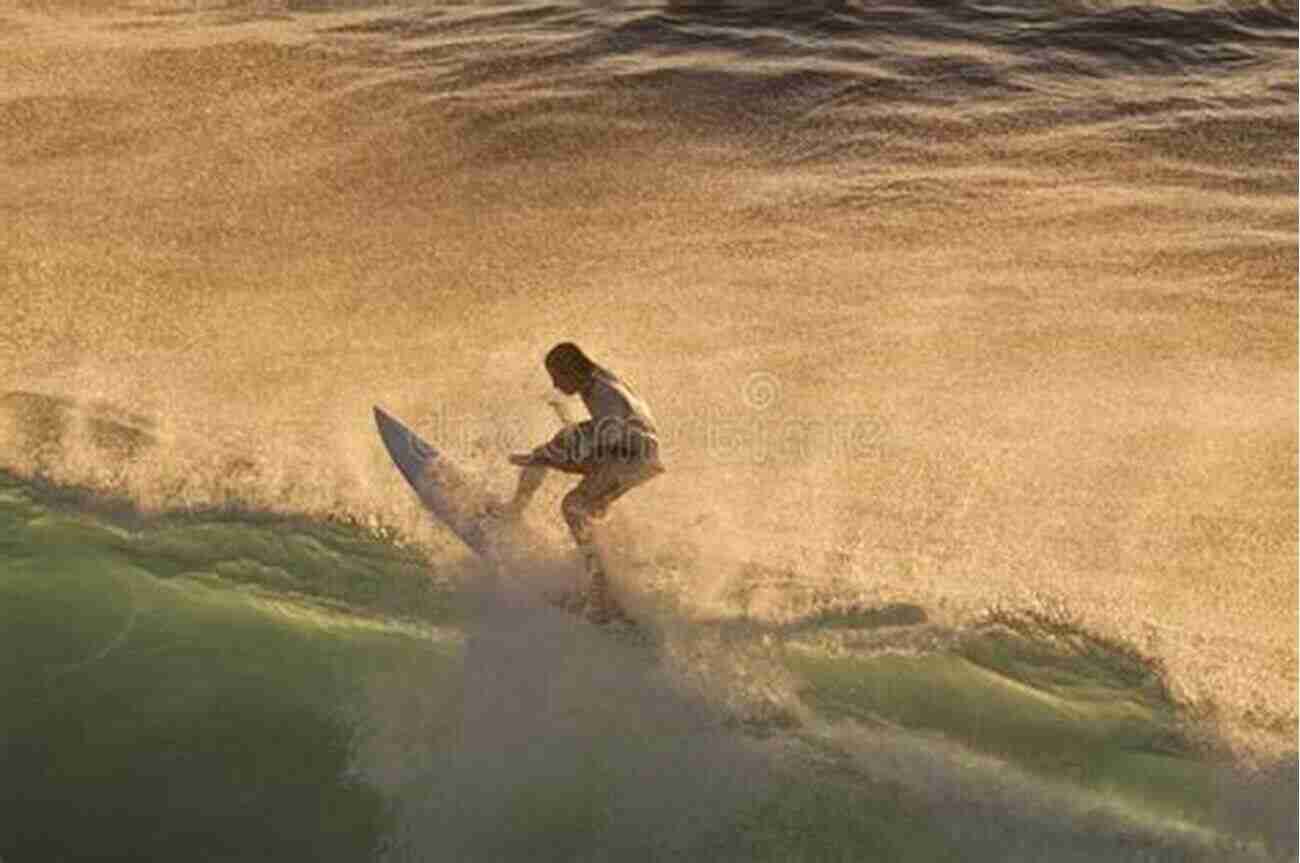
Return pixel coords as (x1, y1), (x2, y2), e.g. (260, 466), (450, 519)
(585, 569), (609, 622)
(582, 571), (634, 626)
(585, 597), (634, 626)
(543, 564), (635, 627)
(543, 585), (632, 627)
(585, 597), (614, 625)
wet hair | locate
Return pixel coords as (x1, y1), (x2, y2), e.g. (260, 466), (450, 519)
(544, 342), (596, 383)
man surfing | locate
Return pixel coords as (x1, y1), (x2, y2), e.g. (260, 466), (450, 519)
(494, 342), (664, 624)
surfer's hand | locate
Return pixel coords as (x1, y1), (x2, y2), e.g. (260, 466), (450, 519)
(509, 452), (538, 467)
(484, 499), (522, 521)
(546, 396), (575, 426)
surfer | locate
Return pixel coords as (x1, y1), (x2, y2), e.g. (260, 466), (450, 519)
(494, 342), (665, 624)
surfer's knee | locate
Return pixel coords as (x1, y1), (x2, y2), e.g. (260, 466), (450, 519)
(562, 488), (593, 542)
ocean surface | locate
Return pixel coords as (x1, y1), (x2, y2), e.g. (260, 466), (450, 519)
(1, 0), (1296, 859)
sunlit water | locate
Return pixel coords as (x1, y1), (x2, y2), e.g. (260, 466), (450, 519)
(1, 0), (1295, 858)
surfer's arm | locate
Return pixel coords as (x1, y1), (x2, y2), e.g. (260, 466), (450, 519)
(509, 451), (548, 468)
(509, 434), (571, 469)
(504, 394), (581, 469)
(510, 422), (594, 473)
(510, 439), (577, 469)
(547, 395), (577, 426)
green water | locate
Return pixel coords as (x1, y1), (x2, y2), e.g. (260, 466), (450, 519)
(0, 473), (458, 861)
(0, 471), (1289, 862)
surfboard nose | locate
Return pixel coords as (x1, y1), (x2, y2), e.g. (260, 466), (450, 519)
(374, 406), (409, 448)
(374, 406), (406, 458)
(374, 405), (439, 477)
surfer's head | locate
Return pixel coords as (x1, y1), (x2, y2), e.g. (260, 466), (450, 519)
(545, 342), (595, 394)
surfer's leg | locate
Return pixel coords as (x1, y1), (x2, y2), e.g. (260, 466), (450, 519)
(561, 479), (603, 562)
(561, 472), (615, 623)
(562, 459), (664, 546)
(500, 421), (597, 518)
(561, 460), (663, 624)
(503, 463), (546, 516)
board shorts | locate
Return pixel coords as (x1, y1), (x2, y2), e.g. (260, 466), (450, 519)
(533, 419), (664, 545)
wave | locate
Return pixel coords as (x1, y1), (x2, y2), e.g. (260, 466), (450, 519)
(0, 469), (456, 862)
(315, 0), (1296, 191)
(331, 0), (1298, 64)
(1, 467), (1294, 861)
(329, 0), (1299, 95)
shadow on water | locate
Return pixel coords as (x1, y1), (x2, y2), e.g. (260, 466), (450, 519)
(366, 570), (776, 863)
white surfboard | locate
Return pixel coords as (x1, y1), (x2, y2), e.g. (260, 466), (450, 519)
(373, 405), (539, 558)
